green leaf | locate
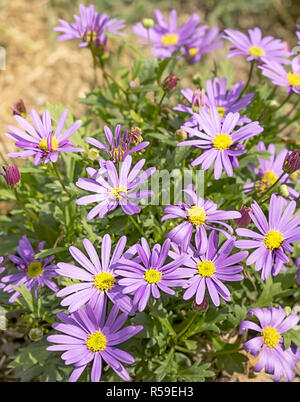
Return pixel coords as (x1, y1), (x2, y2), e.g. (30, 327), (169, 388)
(35, 247), (67, 259)
(177, 361), (214, 382)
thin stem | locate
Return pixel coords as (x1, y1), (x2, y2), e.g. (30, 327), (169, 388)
(153, 92), (167, 130)
(237, 60), (255, 101)
(128, 214), (146, 238)
(256, 171), (286, 203)
(273, 93), (292, 114)
(173, 312), (198, 344)
(13, 188), (57, 235)
(51, 162), (72, 197)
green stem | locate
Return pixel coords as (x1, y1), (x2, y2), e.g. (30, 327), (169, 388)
(51, 162), (72, 197)
(153, 92), (167, 130)
(173, 312), (198, 344)
(237, 60), (255, 101)
(128, 215), (146, 238)
(256, 171), (286, 203)
(13, 188), (57, 235)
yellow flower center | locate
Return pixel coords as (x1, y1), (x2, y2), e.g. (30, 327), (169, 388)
(264, 230), (284, 250)
(144, 268), (162, 284)
(249, 46), (265, 57)
(161, 33), (179, 46)
(217, 106), (226, 118)
(261, 326), (281, 349)
(38, 137), (59, 152)
(262, 170), (278, 187)
(94, 272), (115, 292)
(187, 206), (206, 226)
(197, 260), (216, 278)
(110, 186), (128, 200)
(27, 261), (44, 278)
(287, 72), (300, 87)
(188, 47), (198, 57)
(212, 133), (232, 151)
(86, 331), (107, 352)
(86, 30), (97, 43)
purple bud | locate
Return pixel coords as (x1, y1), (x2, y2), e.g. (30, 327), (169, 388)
(192, 298), (209, 313)
(192, 88), (205, 112)
(12, 99), (27, 117)
(235, 206), (252, 228)
(283, 150), (300, 174)
(1, 164), (20, 187)
(163, 73), (179, 92)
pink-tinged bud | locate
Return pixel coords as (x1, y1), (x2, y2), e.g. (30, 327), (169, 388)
(12, 99), (27, 117)
(283, 150), (300, 174)
(1, 164), (20, 187)
(235, 206), (252, 228)
(192, 88), (205, 113)
(163, 73), (179, 92)
(128, 127), (142, 144)
(192, 298), (209, 313)
(175, 129), (188, 141)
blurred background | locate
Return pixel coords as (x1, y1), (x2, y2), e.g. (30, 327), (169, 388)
(0, 0), (299, 155)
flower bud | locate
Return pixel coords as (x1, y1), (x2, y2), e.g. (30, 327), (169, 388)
(290, 170), (300, 182)
(12, 99), (27, 117)
(128, 127), (142, 144)
(163, 73), (179, 92)
(279, 184), (290, 198)
(235, 206), (252, 228)
(283, 150), (300, 174)
(192, 73), (201, 86)
(142, 18), (155, 29)
(192, 88), (205, 113)
(29, 328), (43, 342)
(175, 129), (187, 142)
(1, 164), (20, 187)
(192, 298), (209, 313)
(88, 148), (100, 161)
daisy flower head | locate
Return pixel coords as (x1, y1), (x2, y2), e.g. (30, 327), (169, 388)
(47, 303), (143, 382)
(259, 57), (300, 94)
(53, 4), (125, 49)
(56, 235), (136, 315)
(172, 231), (247, 306)
(76, 155), (155, 220)
(175, 76), (253, 126)
(182, 25), (223, 64)
(132, 9), (200, 59)
(244, 141), (300, 199)
(86, 124), (149, 163)
(115, 238), (191, 312)
(6, 108), (83, 165)
(178, 107), (263, 180)
(1, 236), (58, 302)
(235, 194), (300, 280)
(240, 306), (300, 382)
(162, 184), (241, 253)
(223, 27), (291, 65)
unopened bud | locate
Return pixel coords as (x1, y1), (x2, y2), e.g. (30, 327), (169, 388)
(88, 148), (99, 161)
(284, 306), (292, 316)
(163, 73), (179, 92)
(29, 328), (43, 342)
(128, 127), (142, 144)
(192, 73), (201, 86)
(192, 298), (209, 313)
(283, 150), (300, 174)
(279, 184), (290, 198)
(12, 99), (27, 117)
(175, 129), (187, 142)
(290, 170), (300, 182)
(1, 164), (20, 187)
(235, 206), (252, 228)
(192, 88), (205, 113)
(142, 18), (155, 29)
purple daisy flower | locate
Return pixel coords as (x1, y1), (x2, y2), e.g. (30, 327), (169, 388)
(53, 4), (125, 49)
(223, 27), (291, 65)
(244, 141), (300, 199)
(240, 306), (300, 382)
(1, 236), (58, 302)
(47, 303), (143, 382)
(177, 107), (263, 180)
(162, 184), (241, 253)
(235, 194), (300, 280)
(76, 155), (155, 219)
(86, 124), (149, 163)
(182, 26), (223, 64)
(56, 234), (136, 315)
(170, 231), (247, 306)
(5, 109), (83, 165)
(259, 57), (300, 94)
(132, 9), (200, 59)
(174, 76), (254, 126)
(115, 238), (190, 312)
